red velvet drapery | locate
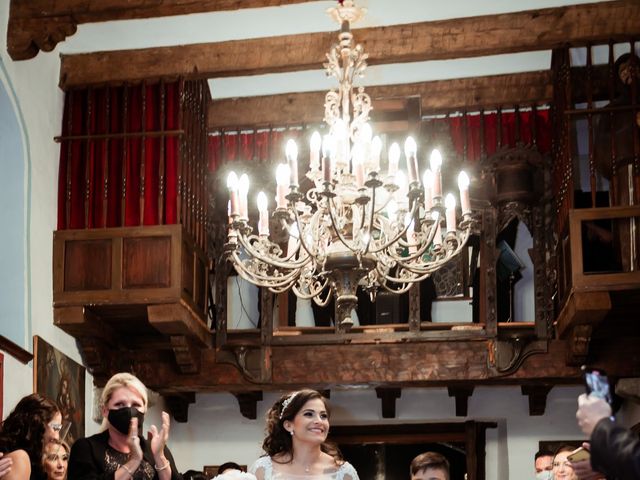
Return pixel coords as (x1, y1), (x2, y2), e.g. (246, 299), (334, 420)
(57, 81), (181, 230)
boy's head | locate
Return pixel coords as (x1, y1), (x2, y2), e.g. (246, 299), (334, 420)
(410, 452), (450, 480)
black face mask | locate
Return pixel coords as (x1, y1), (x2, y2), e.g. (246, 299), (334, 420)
(107, 407), (144, 436)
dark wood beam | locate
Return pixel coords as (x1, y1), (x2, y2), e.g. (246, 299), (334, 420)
(8, 0), (317, 61)
(0, 335), (33, 365)
(375, 387), (402, 419)
(448, 386), (474, 417)
(129, 340), (591, 393)
(164, 392), (196, 423)
(59, 1), (638, 88)
(521, 385), (553, 416)
(208, 71), (553, 129)
(232, 391), (263, 419)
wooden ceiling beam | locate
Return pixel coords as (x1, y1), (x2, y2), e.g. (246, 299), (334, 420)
(59, 1), (637, 88)
(208, 71), (553, 130)
(8, 0), (317, 61)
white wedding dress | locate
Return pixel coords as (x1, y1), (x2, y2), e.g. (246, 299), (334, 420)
(249, 457), (359, 480)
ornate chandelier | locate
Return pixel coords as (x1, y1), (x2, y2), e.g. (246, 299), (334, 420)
(225, 0), (472, 329)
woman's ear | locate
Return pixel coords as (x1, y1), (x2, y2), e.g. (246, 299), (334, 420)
(282, 420), (292, 433)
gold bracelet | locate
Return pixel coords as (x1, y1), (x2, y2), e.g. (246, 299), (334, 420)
(154, 461), (170, 472)
(121, 464), (134, 479)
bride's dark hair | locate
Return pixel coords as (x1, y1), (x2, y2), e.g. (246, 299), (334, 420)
(262, 389), (342, 462)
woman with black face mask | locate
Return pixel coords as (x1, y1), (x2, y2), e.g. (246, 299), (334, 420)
(68, 373), (181, 480)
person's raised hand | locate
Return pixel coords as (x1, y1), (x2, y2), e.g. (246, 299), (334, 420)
(149, 411), (170, 461)
(570, 443), (604, 479)
(577, 394), (612, 436)
(127, 417), (143, 463)
(0, 453), (13, 478)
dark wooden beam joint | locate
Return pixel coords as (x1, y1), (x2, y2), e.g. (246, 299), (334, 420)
(375, 387), (402, 419)
(521, 385), (553, 416)
(447, 386), (475, 417)
(233, 391), (263, 420)
(170, 335), (201, 374)
(164, 392), (196, 423)
(566, 324), (593, 367)
(0, 335), (33, 365)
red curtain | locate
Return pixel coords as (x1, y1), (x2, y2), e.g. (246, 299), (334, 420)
(57, 82), (181, 230)
(434, 109), (552, 163)
(207, 128), (305, 173)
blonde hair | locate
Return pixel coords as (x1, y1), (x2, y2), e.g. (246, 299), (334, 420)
(100, 373), (148, 429)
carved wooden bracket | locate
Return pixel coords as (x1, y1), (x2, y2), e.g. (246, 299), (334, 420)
(375, 387), (402, 419)
(169, 335), (201, 374)
(232, 391), (263, 420)
(521, 385), (553, 416)
(566, 324), (593, 366)
(164, 392), (196, 423)
(490, 337), (548, 375)
(447, 386), (475, 416)
(216, 346), (272, 383)
(7, 17), (77, 61)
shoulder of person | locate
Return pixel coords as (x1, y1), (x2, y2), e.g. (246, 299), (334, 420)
(250, 456), (272, 470)
(4, 450), (31, 480)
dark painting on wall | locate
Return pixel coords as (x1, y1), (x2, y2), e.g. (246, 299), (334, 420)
(33, 336), (85, 445)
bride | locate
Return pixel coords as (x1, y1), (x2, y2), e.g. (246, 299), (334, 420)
(249, 390), (359, 480)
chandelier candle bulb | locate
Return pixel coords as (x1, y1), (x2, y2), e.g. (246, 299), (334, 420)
(445, 193), (457, 233)
(404, 136), (419, 184)
(238, 173), (250, 219)
(322, 135), (333, 183)
(275, 164), (290, 208)
(286, 139), (299, 187)
(430, 149), (443, 198)
(227, 172), (240, 217)
(257, 191), (269, 236)
(371, 136), (382, 172)
(388, 142), (400, 179)
(310, 132), (322, 171)
(458, 171), (471, 214)
(423, 169), (434, 211)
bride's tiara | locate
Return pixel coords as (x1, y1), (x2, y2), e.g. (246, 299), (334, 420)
(279, 391), (300, 419)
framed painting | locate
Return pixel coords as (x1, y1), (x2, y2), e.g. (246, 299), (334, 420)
(33, 335), (85, 445)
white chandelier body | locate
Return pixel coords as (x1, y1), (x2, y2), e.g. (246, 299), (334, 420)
(226, 1), (473, 328)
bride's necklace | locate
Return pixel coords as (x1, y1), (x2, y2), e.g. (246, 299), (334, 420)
(291, 458), (312, 474)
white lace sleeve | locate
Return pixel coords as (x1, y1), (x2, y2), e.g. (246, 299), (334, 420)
(249, 457), (273, 480)
(336, 462), (359, 480)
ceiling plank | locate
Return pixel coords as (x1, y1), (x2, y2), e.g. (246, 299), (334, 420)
(207, 71), (553, 130)
(7, 0), (317, 61)
(59, 1), (637, 88)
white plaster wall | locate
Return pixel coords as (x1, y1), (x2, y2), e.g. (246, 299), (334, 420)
(165, 386), (587, 479)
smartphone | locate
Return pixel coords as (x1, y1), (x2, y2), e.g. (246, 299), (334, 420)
(567, 446), (591, 463)
(582, 366), (612, 404)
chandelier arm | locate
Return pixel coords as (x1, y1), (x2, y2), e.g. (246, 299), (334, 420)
(231, 260), (299, 292)
(368, 201), (419, 254)
(235, 232), (312, 271)
(374, 191), (394, 214)
(383, 219), (439, 265)
(292, 276), (330, 300)
(362, 184), (377, 256)
(312, 287), (332, 307)
(230, 250), (301, 285)
(327, 197), (359, 254)
(291, 205), (319, 260)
